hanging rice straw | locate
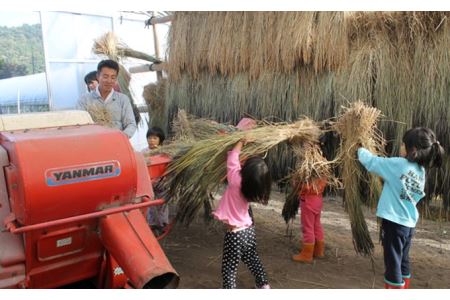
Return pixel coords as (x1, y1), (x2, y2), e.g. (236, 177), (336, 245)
(333, 101), (385, 256)
(159, 118), (321, 225)
(171, 109), (194, 140)
(143, 78), (167, 129)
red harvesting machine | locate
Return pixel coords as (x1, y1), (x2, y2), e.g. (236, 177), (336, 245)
(0, 111), (179, 288)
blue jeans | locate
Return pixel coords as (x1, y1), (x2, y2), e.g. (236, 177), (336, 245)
(381, 218), (414, 285)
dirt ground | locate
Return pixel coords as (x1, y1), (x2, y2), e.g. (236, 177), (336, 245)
(160, 189), (450, 289)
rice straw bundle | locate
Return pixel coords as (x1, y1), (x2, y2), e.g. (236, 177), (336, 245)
(85, 104), (113, 128)
(159, 118), (321, 225)
(144, 110), (240, 159)
(282, 141), (341, 223)
(144, 140), (194, 159)
(333, 101), (385, 256)
(143, 78), (167, 129)
(171, 109), (237, 141)
(292, 142), (332, 188)
(93, 32), (159, 63)
(143, 79), (167, 111)
(93, 32), (120, 61)
(171, 109), (193, 140)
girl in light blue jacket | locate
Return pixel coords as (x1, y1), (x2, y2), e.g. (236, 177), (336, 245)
(358, 127), (444, 289)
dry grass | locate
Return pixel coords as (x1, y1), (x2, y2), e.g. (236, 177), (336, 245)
(85, 104), (113, 128)
(143, 78), (167, 129)
(144, 110), (242, 159)
(93, 32), (159, 63)
(282, 141), (341, 223)
(159, 118), (322, 225)
(167, 12), (348, 81)
(144, 140), (193, 159)
(333, 101), (385, 256)
(171, 109), (237, 141)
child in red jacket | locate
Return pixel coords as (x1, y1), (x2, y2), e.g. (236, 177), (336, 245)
(292, 177), (327, 263)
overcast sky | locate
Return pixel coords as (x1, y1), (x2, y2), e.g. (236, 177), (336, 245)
(2, 1), (450, 12)
(0, 11), (40, 27)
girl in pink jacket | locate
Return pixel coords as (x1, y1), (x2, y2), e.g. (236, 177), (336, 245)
(213, 138), (272, 289)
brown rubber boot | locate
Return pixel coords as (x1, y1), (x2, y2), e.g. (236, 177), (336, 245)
(313, 240), (325, 258)
(292, 243), (314, 263)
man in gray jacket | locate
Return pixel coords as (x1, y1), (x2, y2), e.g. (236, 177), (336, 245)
(78, 59), (137, 138)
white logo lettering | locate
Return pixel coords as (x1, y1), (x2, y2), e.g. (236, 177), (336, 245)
(114, 267), (124, 276)
(56, 237), (72, 247)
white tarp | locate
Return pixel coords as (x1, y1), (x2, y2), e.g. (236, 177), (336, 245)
(0, 72), (48, 106)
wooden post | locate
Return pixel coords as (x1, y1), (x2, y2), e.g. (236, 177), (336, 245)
(128, 63), (166, 74)
(152, 12), (163, 81)
(149, 15), (173, 25)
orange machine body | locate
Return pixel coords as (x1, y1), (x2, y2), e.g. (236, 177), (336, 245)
(1, 125), (137, 225)
(146, 154), (172, 180)
(0, 124), (178, 288)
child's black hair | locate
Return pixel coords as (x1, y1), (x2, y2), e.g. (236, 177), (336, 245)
(97, 59), (120, 74)
(84, 71), (97, 85)
(146, 127), (166, 144)
(402, 127), (444, 168)
(318, 121), (339, 161)
(240, 156), (272, 205)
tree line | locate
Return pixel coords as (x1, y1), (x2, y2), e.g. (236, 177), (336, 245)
(0, 24), (45, 80)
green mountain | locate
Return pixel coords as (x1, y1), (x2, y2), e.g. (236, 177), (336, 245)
(0, 24), (45, 79)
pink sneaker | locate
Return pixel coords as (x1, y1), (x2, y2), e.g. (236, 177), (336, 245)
(257, 284), (271, 289)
